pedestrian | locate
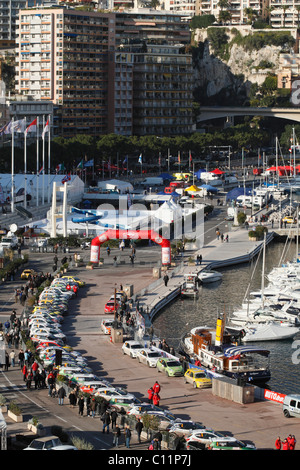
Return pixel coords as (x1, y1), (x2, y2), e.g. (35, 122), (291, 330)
(78, 395), (85, 416)
(220, 233), (224, 242)
(147, 386), (154, 404)
(282, 438), (289, 450)
(124, 424), (131, 449)
(111, 409), (118, 427)
(153, 431), (162, 450)
(135, 418), (143, 444)
(69, 390), (77, 408)
(102, 410), (111, 433)
(119, 407), (126, 428)
(106, 246), (111, 256)
(152, 392), (160, 407)
(153, 381), (161, 394)
(22, 364), (27, 382)
(47, 371), (55, 397)
(275, 436), (281, 450)
(9, 350), (15, 367)
(58, 385), (66, 405)
(289, 435), (296, 450)
(163, 274), (169, 286)
(4, 352), (9, 371)
(90, 398), (97, 417)
(26, 371), (32, 389)
(18, 349), (25, 369)
(225, 234), (229, 243)
(112, 423), (121, 447)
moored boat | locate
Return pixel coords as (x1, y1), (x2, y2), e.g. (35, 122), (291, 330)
(180, 317), (271, 384)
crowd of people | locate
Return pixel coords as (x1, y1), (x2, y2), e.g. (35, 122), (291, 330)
(275, 435), (296, 450)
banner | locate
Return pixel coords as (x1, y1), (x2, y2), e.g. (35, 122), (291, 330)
(264, 389), (286, 404)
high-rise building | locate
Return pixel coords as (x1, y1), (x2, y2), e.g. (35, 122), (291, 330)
(0, 1), (27, 41)
(15, 7), (193, 137)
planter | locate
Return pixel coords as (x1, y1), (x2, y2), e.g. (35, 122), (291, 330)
(27, 423), (46, 436)
(86, 264), (94, 270)
(0, 405), (7, 413)
(8, 410), (23, 423)
(248, 237), (257, 241)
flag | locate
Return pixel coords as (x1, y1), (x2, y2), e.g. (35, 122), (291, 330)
(25, 118), (37, 135)
(178, 151), (181, 164)
(42, 119), (49, 139)
(77, 160), (83, 169)
(138, 154), (142, 164)
(0, 122), (10, 136)
(84, 159), (94, 167)
(62, 173), (71, 184)
(56, 163), (64, 173)
(123, 156), (128, 165)
(189, 151), (193, 164)
(4, 119), (26, 134)
(38, 166), (44, 175)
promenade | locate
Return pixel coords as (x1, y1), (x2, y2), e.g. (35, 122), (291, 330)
(0, 212), (299, 451)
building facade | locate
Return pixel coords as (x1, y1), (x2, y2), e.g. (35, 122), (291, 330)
(15, 7), (193, 137)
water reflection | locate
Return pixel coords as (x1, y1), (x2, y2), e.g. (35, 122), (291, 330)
(153, 241), (300, 394)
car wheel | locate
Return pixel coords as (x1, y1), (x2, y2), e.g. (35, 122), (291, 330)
(193, 382), (197, 388)
(165, 370), (169, 377)
(283, 409), (290, 418)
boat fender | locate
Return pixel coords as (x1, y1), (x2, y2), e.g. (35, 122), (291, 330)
(240, 329), (246, 338)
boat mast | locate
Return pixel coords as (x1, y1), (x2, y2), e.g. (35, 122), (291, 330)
(261, 232), (266, 310)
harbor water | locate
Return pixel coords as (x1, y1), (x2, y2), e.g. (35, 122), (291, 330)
(153, 240), (300, 395)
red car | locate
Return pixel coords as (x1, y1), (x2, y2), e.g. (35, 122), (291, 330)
(104, 300), (119, 313)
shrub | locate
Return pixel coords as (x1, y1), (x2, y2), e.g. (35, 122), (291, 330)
(71, 435), (94, 450)
(9, 401), (22, 416)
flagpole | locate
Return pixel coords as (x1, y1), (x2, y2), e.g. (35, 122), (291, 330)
(42, 115), (45, 205)
(36, 116), (39, 207)
(11, 117), (15, 214)
(24, 117), (27, 209)
(48, 114), (51, 204)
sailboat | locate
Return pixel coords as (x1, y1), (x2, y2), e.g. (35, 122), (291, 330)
(228, 234), (300, 341)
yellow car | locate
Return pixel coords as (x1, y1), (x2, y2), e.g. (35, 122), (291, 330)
(184, 368), (212, 389)
(21, 269), (37, 279)
(282, 216), (295, 224)
(61, 276), (85, 287)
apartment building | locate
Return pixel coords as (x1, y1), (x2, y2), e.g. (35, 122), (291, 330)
(16, 7), (193, 137)
(195, 0), (269, 24)
(270, 0), (300, 28)
(16, 8), (116, 136)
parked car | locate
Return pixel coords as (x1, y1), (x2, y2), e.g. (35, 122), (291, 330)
(101, 319), (114, 335)
(21, 269), (37, 279)
(136, 348), (162, 367)
(185, 429), (232, 446)
(127, 403), (164, 418)
(167, 420), (206, 437)
(208, 439), (256, 450)
(24, 435), (62, 450)
(122, 340), (144, 358)
(184, 368), (212, 389)
(104, 300), (119, 313)
(156, 358), (184, 377)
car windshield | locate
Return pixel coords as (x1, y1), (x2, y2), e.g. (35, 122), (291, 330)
(194, 373), (206, 379)
(148, 352), (160, 358)
(167, 361), (181, 367)
(131, 344), (142, 349)
(29, 440), (45, 449)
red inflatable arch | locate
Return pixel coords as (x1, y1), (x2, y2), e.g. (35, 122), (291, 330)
(90, 229), (171, 266)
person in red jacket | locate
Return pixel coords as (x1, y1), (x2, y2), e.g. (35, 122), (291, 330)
(147, 387), (154, 403)
(282, 439), (289, 450)
(288, 435), (296, 450)
(275, 437), (281, 450)
(152, 392), (160, 406)
(22, 364), (27, 382)
(153, 381), (160, 394)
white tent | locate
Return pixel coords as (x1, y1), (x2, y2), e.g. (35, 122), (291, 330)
(0, 174), (84, 205)
(97, 179), (133, 194)
(154, 199), (183, 224)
